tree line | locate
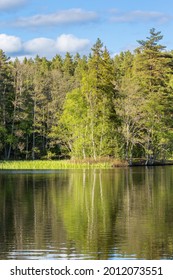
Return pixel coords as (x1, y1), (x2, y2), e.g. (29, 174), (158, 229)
(1, 28), (173, 163)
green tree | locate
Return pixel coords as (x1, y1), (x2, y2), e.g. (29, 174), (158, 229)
(80, 40), (117, 158)
(31, 56), (51, 159)
(0, 50), (14, 158)
(57, 88), (88, 158)
(115, 78), (145, 161)
(132, 28), (173, 162)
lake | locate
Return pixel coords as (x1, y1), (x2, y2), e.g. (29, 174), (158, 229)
(0, 166), (173, 260)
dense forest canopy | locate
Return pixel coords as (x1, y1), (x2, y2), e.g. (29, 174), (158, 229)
(1, 28), (173, 163)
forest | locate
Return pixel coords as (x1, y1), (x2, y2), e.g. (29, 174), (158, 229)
(1, 28), (173, 164)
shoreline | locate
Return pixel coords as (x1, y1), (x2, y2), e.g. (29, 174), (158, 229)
(0, 159), (173, 170)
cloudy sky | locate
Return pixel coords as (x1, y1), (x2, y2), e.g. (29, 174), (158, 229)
(0, 0), (173, 59)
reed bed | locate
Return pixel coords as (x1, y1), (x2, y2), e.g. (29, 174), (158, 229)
(0, 159), (119, 170)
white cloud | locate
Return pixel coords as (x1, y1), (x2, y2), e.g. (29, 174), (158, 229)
(23, 35), (90, 56)
(0, 34), (22, 53)
(23, 38), (56, 56)
(56, 34), (90, 53)
(0, 33), (90, 58)
(14, 9), (98, 27)
(111, 10), (171, 24)
(0, 0), (26, 10)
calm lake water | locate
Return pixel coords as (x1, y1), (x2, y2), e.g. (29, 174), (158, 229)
(0, 166), (173, 260)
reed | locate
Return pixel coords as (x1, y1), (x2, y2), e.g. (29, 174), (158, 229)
(0, 159), (121, 170)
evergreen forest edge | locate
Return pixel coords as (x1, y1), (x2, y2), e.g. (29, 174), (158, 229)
(1, 28), (173, 166)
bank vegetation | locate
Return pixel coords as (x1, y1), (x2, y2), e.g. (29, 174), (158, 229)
(1, 29), (173, 165)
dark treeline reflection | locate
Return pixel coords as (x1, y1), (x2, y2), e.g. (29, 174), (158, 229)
(0, 167), (173, 260)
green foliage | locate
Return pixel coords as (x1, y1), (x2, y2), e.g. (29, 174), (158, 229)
(132, 29), (173, 162)
(0, 160), (113, 169)
(58, 88), (88, 158)
(1, 29), (173, 162)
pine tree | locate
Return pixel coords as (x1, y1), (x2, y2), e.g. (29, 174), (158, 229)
(58, 39), (117, 159)
(0, 50), (14, 158)
(133, 28), (173, 162)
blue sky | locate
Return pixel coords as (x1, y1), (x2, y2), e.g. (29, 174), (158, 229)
(0, 0), (173, 59)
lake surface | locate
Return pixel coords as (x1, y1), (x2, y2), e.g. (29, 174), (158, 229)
(0, 166), (173, 260)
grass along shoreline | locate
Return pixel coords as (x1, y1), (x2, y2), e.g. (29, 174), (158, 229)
(0, 159), (127, 170)
(1, 159), (173, 170)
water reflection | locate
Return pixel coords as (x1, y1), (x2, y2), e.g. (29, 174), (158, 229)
(0, 167), (173, 259)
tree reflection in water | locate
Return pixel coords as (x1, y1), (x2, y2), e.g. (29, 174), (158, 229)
(0, 167), (173, 259)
